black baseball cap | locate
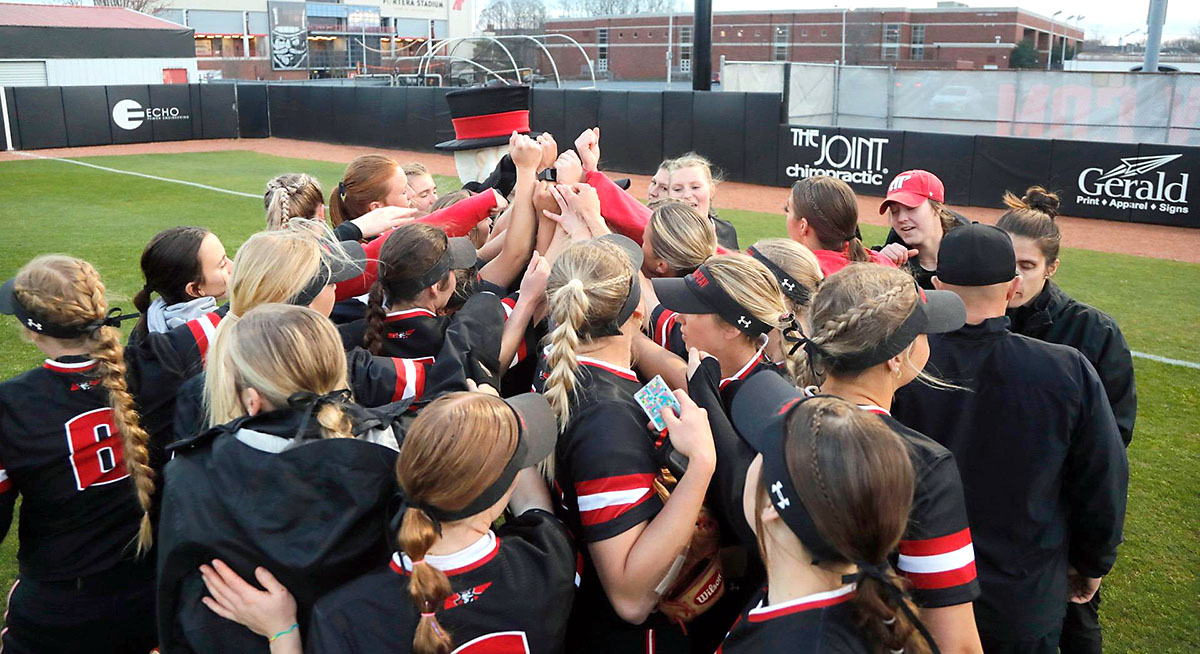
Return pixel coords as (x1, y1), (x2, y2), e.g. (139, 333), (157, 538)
(729, 373), (844, 563)
(936, 224), (1016, 287)
(652, 264), (772, 337)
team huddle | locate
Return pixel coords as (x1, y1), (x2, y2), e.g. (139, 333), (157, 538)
(0, 87), (1132, 654)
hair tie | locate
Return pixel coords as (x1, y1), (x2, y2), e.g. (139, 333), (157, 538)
(286, 389), (352, 439)
(780, 316), (825, 377)
(88, 307), (139, 334)
(883, 617), (897, 625)
(337, 180), (347, 198)
(420, 612), (436, 618)
(410, 558), (426, 566)
(848, 559), (944, 654)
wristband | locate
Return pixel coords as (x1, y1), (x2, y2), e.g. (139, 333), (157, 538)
(269, 623), (299, 642)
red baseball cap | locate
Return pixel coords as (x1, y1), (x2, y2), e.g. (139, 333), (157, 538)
(880, 170), (945, 213)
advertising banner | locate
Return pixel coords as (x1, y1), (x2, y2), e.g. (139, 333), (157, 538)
(268, 1), (309, 71)
(778, 125), (904, 196)
(1049, 143), (1196, 227)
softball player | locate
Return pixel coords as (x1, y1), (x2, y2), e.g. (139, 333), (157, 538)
(0, 255), (156, 654)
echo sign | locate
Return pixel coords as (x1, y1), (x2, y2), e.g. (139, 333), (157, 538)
(112, 99), (187, 131)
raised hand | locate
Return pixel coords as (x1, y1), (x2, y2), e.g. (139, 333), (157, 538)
(536, 132), (559, 171)
(574, 127), (601, 172)
(510, 131), (544, 172)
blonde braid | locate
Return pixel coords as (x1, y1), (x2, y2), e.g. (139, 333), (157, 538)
(810, 284), (910, 351)
(17, 257), (156, 553)
(542, 279), (589, 480)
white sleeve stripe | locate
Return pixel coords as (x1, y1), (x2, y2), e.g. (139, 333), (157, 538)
(501, 302), (515, 318)
(197, 315), (217, 343)
(0, 470), (8, 483)
(400, 358), (417, 401)
(577, 488), (651, 512)
(897, 543), (975, 574)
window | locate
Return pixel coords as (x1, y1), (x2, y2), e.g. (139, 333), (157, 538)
(911, 24), (925, 60)
(820, 29), (827, 37)
(679, 26), (692, 71)
(597, 28), (608, 73)
(719, 30), (726, 38)
(882, 23), (901, 60)
(773, 25), (789, 61)
(801, 29), (808, 37)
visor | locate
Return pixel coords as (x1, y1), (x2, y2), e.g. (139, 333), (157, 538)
(385, 236), (478, 299)
(289, 240), (370, 307)
(820, 285), (965, 372)
(582, 234), (644, 339)
(410, 392), (557, 523)
(747, 245), (811, 307)
(652, 264), (772, 337)
(1, 278), (137, 338)
(729, 373), (844, 564)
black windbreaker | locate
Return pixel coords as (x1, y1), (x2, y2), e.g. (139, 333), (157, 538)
(1008, 280), (1137, 445)
(156, 404), (408, 654)
(891, 317), (1128, 640)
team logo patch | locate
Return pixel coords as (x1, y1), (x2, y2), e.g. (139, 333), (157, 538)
(70, 381), (93, 391)
(445, 582), (492, 609)
(387, 329), (417, 340)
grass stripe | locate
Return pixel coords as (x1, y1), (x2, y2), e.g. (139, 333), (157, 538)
(12, 151), (260, 199)
(1132, 351), (1200, 370)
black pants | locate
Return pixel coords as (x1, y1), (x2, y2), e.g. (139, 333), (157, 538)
(979, 629), (1061, 654)
(2, 559), (157, 654)
(1059, 588), (1103, 654)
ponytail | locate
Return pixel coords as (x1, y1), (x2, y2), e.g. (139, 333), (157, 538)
(398, 508), (454, 654)
(543, 279), (589, 479)
(853, 567), (932, 654)
(363, 280), (388, 356)
(329, 183), (351, 228)
(330, 155), (402, 227)
(131, 285), (153, 338)
(264, 187), (291, 231)
(845, 237), (870, 263)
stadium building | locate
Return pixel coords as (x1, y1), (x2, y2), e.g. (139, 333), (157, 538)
(154, 0), (476, 81)
(543, 4), (1085, 79)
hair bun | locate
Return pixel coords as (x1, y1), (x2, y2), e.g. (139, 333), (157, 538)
(1021, 186), (1060, 218)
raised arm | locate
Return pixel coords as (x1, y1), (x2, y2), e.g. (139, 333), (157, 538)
(479, 132), (542, 290)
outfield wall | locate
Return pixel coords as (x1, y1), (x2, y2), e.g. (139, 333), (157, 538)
(1, 83), (1196, 227)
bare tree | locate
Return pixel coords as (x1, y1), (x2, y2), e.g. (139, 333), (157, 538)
(556, 0), (675, 18)
(478, 0), (546, 32)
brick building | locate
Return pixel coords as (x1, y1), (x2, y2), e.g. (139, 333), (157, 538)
(542, 5), (1085, 79)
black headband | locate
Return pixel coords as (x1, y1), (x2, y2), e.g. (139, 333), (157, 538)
(687, 264), (772, 337)
(288, 262), (333, 308)
(398, 402), (531, 533)
(747, 245), (812, 307)
(386, 241), (456, 299)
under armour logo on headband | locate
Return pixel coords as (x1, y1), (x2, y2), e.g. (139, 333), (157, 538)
(781, 279), (796, 292)
(26, 318), (42, 331)
(737, 316), (752, 329)
(770, 481), (790, 509)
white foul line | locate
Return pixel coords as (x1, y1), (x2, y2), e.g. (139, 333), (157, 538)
(1132, 351), (1200, 371)
(0, 87), (12, 152)
(11, 150), (259, 198)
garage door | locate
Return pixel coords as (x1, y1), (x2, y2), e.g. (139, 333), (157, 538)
(0, 61), (48, 86)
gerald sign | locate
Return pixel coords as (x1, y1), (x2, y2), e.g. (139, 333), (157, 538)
(1076, 154), (1190, 217)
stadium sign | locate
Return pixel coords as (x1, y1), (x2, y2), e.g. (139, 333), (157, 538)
(1075, 154), (1189, 217)
(111, 99), (190, 131)
(779, 126), (902, 195)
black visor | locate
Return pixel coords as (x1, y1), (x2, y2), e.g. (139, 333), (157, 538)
(652, 264), (772, 337)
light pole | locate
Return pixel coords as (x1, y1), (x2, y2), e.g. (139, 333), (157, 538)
(840, 7), (848, 63)
(1143, 0), (1167, 73)
(1060, 15), (1076, 69)
(1047, 10), (1062, 70)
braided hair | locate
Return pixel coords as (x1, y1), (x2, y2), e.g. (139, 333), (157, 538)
(264, 173), (324, 230)
(14, 255), (156, 553)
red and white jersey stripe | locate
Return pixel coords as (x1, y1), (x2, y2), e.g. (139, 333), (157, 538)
(897, 528), (977, 590)
(384, 308), (437, 322)
(391, 358), (428, 403)
(0, 464), (12, 494)
(719, 344), (768, 390)
(747, 583), (857, 623)
(574, 472), (656, 527)
(185, 311), (222, 362)
(42, 358), (97, 374)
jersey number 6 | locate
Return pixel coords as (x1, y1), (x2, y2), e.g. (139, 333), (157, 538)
(65, 408), (129, 491)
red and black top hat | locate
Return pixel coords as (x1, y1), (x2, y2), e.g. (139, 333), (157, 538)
(435, 84), (539, 152)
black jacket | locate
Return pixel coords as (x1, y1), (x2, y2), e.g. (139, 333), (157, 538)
(892, 317), (1128, 640)
(710, 209), (740, 251)
(1008, 280), (1137, 445)
(156, 405), (407, 654)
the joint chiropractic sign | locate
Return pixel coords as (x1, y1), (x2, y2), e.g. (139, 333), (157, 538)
(779, 126), (903, 196)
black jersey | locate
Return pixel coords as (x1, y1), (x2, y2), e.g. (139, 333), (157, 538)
(0, 356), (144, 581)
(537, 357), (691, 653)
(339, 308), (447, 362)
(156, 409), (400, 654)
(649, 305), (687, 358)
(716, 346), (783, 414)
(869, 410), (979, 608)
(717, 585), (869, 654)
(308, 509), (576, 654)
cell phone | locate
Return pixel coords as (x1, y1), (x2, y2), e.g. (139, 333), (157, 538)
(537, 167), (558, 183)
(635, 375), (681, 432)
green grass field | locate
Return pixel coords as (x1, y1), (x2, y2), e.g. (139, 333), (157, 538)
(0, 150), (1197, 651)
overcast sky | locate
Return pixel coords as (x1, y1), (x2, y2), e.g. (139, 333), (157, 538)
(706, 0), (1198, 43)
